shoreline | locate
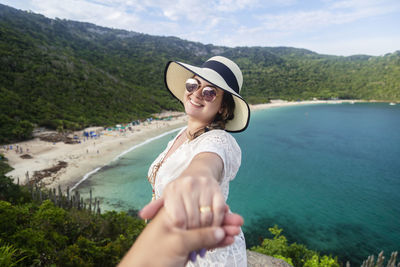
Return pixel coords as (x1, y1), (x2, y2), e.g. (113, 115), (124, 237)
(249, 99), (366, 110)
(69, 126), (183, 191)
(0, 99), (381, 190)
(2, 111), (187, 190)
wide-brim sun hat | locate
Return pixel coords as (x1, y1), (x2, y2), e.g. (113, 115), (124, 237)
(164, 56), (250, 132)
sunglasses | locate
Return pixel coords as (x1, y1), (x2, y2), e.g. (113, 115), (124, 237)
(185, 78), (218, 102)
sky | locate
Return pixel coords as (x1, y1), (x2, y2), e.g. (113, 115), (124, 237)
(2, 0), (400, 56)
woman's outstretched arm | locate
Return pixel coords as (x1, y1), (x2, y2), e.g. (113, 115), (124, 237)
(162, 152), (226, 230)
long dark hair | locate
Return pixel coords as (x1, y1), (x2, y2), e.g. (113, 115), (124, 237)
(188, 92), (235, 140)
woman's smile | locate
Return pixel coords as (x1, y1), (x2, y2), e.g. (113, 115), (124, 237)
(189, 98), (204, 107)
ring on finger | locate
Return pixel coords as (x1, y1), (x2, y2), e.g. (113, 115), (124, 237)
(199, 206), (212, 213)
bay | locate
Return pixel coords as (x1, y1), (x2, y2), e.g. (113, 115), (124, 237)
(76, 103), (400, 264)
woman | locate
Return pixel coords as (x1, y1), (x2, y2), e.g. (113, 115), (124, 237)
(147, 56), (250, 266)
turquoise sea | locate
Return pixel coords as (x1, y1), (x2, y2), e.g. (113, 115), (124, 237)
(76, 103), (400, 264)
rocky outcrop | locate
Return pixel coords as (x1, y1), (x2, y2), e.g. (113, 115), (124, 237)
(247, 250), (293, 267)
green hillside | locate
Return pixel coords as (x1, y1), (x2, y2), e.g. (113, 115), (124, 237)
(1, 4), (399, 143)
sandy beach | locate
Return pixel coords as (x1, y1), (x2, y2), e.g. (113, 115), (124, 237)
(249, 99), (364, 110)
(2, 111), (187, 190)
(2, 100), (363, 191)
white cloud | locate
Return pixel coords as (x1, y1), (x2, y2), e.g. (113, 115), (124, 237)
(211, 0), (260, 12)
(26, 0), (140, 29)
(258, 0), (400, 33)
(329, 0), (387, 10)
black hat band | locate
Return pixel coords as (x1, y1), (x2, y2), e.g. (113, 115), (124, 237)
(201, 60), (240, 94)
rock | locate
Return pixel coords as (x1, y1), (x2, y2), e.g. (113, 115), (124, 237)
(32, 161), (68, 182)
(247, 250), (293, 267)
(38, 132), (79, 144)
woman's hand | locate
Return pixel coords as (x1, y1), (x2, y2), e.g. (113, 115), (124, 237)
(140, 199), (243, 247)
(162, 152), (226, 230)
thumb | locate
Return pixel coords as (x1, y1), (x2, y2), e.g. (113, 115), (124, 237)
(139, 198), (164, 220)
(181, 227), (225, 252)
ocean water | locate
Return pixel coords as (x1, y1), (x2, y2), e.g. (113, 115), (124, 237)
(76, 129), (182, 211)
(76, 103), (400, 264)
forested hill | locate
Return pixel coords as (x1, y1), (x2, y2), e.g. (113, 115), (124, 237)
(1, 4), (399, 143)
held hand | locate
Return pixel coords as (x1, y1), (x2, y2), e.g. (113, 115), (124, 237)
(119, 207), (243, 267)
(140, 199), (243, 248)
(162, 174), (226, 230)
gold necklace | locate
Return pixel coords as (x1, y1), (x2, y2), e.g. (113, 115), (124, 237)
(185, 129), (192, 140)
(147, 161), (162, 201)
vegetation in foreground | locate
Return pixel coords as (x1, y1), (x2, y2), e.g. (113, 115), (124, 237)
(251, 225), (340, 267)
(0, 156), (145, 266)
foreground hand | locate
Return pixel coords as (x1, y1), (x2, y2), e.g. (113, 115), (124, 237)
(140, 199), (243, 247)
(119, 205), (243, 267)
(163, 174), (226, 230)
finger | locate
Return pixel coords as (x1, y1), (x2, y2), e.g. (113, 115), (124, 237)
(139, 198), (164, 220)
(199, 205), (213, 228)
(211, 193), (226, 227)
(165, 194), (188, 229)
(189, 251), (197, 262)
(223, 225), (241, 236)
(222, 213), (244, 227)
(217, 236), (235, 248)
(182, 190), (200, 229)
(199, 191), (213, 227)
(182, 227), (225, 252)
(198, 248), (207, 258)
(224, 204), (230, 213)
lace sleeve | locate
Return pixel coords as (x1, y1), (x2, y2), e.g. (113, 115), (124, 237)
(191, 130), (241, 182)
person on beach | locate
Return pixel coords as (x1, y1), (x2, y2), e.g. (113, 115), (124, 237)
(145, 56), (250, 266)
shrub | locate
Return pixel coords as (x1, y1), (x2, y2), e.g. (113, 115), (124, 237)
(0, 242), (26, 267)
(251, 225), (339, 267)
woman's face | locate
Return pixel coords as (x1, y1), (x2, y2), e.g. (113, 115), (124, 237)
(183, 76), (224, 125)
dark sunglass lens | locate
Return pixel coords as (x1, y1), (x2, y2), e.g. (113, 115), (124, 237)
(185, 79), (198, 92)
(202, 87), (217, 102)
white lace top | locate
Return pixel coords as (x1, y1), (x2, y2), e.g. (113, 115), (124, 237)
(147, 127), (247, 267)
